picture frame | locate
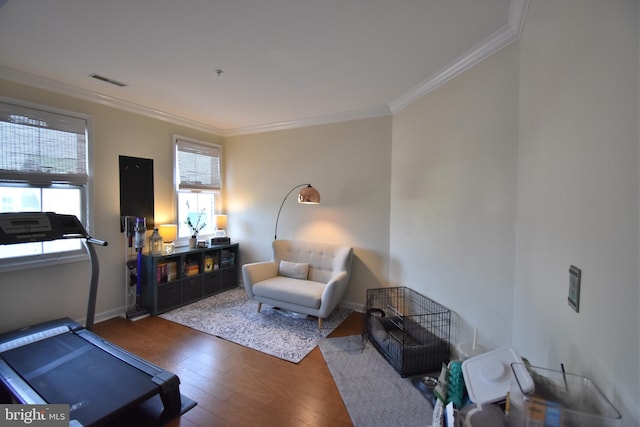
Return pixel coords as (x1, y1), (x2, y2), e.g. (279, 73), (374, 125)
(568, 265), (581, 312)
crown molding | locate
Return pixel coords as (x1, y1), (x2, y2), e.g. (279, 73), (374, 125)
(389, 0), (529, 114)
(0, 63), (389, 137)
(0, 65), (226, 136)
(224, 105), (391, 137)
(509, 0), (529, 38)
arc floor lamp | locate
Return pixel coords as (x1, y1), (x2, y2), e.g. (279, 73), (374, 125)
(274, 184), (320, 240)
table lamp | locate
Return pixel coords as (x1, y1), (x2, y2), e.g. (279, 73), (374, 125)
(214, 215), (228, 237)
(158, 224), (177, 255)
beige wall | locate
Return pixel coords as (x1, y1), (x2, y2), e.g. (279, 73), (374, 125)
(0, 79), (223, 332)
(390, 43), (519, 350)
(391, 0), (639, 422)
(514, 0), (639, 422)
(224, 117), (392, 307)
(390, 1), (639, 422)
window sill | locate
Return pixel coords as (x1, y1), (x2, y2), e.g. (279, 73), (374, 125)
(0, 250), (89, 274)
(174, 235), (213, 248)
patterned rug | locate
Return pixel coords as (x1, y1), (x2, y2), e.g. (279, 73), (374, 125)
(159, 287), (352, 363)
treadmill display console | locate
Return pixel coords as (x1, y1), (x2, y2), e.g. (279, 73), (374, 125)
(0, 212), (86, 244)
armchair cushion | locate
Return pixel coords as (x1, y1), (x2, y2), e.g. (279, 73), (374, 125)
(252, 276), (325, 308)
(278, 260), (310, 280)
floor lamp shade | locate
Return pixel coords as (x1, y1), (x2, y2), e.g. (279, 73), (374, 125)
(298, 185), (320, 204)
(274, 184), (320, 240)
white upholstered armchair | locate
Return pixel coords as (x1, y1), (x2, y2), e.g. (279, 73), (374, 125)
(242, 240), (353, 329)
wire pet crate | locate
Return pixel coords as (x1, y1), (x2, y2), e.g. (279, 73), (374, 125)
(366, 286), (451, 377)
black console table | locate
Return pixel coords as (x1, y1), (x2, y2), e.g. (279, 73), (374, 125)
(142, 243), (239, 315)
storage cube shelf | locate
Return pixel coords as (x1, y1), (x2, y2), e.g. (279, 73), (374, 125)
(141, 243), (239, 314)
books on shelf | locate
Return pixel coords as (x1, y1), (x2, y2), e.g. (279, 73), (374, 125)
(156, 261), (177, 283)
(167, 262), (177, 281)
(185, 260), (199, 277)
(221, 250), (235, 268)
(152, 245), (236, 286)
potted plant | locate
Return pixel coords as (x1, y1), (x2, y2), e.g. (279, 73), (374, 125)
(185, 203), (206, 248)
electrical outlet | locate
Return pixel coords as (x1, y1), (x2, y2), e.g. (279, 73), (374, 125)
(568, 265), (581, 312)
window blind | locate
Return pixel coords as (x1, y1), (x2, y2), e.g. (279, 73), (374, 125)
(175, 138), (221, 191)
(0, 100), (88, 185)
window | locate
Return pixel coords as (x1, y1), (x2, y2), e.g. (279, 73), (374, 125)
(0, 98), (90, 267)
(174, 136), (221, 240)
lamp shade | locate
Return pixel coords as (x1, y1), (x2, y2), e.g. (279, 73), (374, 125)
(158, 224), (177, 242)
(215, 215), (228, 229)
(298, 185), (320, 204)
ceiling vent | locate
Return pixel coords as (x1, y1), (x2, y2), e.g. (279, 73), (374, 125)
(89, 73), (128, 87)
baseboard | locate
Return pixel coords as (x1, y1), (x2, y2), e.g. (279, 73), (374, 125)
(83, 295), (364, 327)
(75, 306), (127, 327)
(341, 301), (365, 313)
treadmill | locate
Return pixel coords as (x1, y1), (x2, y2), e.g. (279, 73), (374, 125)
(0, 212), (193, 426)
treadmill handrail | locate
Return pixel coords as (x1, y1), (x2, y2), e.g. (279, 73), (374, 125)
(86, 237), (108, 246)
(0, 212), (108, 330)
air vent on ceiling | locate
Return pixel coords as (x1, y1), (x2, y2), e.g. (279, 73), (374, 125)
(89, 73), (128, 87)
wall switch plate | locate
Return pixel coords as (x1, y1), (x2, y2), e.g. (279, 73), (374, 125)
(568, 265), (581, 312)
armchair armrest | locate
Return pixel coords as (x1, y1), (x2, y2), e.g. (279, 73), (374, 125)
(242, 261), (278, 298)
(318, 270), (350, 318)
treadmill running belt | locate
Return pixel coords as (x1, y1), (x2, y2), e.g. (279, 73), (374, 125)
(2, 332), (159, 426)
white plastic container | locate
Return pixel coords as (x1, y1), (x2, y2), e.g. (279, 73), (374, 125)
(508, 364), (621, 427)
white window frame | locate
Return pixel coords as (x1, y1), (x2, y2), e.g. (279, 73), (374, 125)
(173, 135), (221, 244)
(0, 97), (93, 272)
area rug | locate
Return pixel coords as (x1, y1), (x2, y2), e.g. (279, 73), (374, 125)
(159, 287), (352, 363)
(319, 335), (432, 427)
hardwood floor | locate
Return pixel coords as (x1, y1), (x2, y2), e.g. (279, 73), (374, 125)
(92, 309), (365, 427)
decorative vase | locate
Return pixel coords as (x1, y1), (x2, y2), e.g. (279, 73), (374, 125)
(188, 236), (197, 249)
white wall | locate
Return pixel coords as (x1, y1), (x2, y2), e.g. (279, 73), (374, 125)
(390, 43), (519, 350)
(390, 1), (639, 423)
(513, 0), (639, 423)
(0, 79), (223, 333)
(224, 117), (392, 308)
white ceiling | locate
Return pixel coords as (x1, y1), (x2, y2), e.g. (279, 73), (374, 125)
(0, 0), (527, 136)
